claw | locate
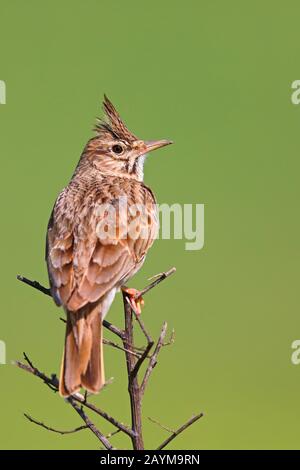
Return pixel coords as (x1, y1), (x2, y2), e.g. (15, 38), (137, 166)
(121, 287), (145, 315)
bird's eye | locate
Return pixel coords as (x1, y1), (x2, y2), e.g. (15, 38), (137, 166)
(112, 144), (124, 155)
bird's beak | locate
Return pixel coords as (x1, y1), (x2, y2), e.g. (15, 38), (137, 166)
(144, 139), (173, 153)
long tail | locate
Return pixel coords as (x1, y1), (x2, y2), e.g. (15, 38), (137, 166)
(59, 304), (105, 397)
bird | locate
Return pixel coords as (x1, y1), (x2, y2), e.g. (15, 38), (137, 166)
(46, 95), (172, 397)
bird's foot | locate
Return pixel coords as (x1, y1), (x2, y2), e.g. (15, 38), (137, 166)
(122, 287), (145, 315)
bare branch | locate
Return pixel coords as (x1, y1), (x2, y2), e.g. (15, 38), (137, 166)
(120, 268), (176, 450)
(103, 338), (141, 358)
(135, 267), (176, 299)
(130, 340), (154, 379)
(120, 270), (174, 449)
(133, 310), (153, 345)
(17, 275), (51, 297)
(67, 398), (115, 449)
(148, 416), (175, 434)
(140, 322), (168, 396)
(70, 387), (133, 438)
(156, 413), (204, 450)
(24, 413), (88, 435)
(103, 319), (125, 340)
(23, 352), (36, 370)
(125, 266), (176, 345)
(106, 428), (121, 439)
(122, 294), (144, 450)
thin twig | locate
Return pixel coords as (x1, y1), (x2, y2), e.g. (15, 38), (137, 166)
(103, 320), (125, 340)
(17, 275), (51, 296)
(103, 338), (141, 358)
(67, 397), (115, 449)
(140, 322), (168, 396)
(24, 413), (88, 435)
(106, 428), (121, 439)
(163, 328), (175, 347)
(71, 387), (131, 436)
(130, 340), (154, 379)
(156, 413), (204, 450)
(133, 310), (153, 345)
(23, 352), (36, 370)
(134, 267), (176, 299)
(148, 416), (175, 434)
(126, 266), (176, 346)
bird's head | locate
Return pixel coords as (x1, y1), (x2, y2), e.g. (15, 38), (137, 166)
(83, 95), (172, 181)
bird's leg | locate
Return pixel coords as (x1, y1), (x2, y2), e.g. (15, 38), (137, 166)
(121, 287), (145, 316)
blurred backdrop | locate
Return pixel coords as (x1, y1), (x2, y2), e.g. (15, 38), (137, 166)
(0, 0), (300, 450)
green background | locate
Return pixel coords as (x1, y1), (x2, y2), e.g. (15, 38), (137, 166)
(0, 0), (299, 450)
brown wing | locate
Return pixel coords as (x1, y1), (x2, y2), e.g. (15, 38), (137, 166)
(46, 184), (158, 312)
(46, 189), (75, 307)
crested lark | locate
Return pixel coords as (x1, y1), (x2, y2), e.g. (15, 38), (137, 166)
(46, 96), (172, 396)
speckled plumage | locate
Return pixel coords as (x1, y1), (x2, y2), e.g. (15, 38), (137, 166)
(46, 96), (172, 396)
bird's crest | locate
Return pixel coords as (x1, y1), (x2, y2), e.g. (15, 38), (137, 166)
(95, 95), (137, 143)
